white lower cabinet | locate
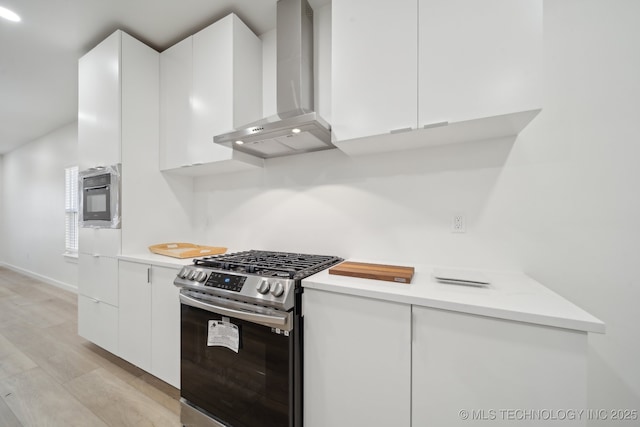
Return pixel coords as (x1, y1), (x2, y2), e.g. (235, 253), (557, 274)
(118, 260), (181, 388)
(118, 261), (152, 371)
(302, 289), (411, 427)
(150, 265), (181, 388)
(411, 306), (587, 426)
(78, 254), (119, 306)
(303, 290), (589, 426)
(78, 253), (119, 355)
(78, 295), (118, 354)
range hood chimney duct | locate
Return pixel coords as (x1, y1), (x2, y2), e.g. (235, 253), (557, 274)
(278, 0), (313, 117)
(214, 0), (334, 159)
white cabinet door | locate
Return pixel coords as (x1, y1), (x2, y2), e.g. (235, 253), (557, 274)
(151, 266), (181, 388)
(78, 31), (121, 170)
(192, 14), (263, 163)
(118, 261), (152, 371)
(331, 0), (542, 148)
(159, 14), (262, 174)
(78, 254), (118, 306)
(418, 0), (543, 126)
(331, 0), (418, 142)
(412, 306), (587, 426)
(116, 262), (180, 387)
(303, 289), (411, 427)
(192, 16), (234, 162)
(78, 295), (118, 354)
(160, 37), (193, 170)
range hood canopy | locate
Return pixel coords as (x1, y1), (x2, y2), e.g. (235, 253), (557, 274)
(214, 0), (334, 159)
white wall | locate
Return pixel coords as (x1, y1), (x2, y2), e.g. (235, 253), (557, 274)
(0, 122), (78, 291)
(514, 0), (640, 421)
(193, 0), (640, 418)
(0, 154), (4, 262)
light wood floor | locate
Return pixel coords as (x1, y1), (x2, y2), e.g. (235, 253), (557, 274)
(0, 267), (181, 427)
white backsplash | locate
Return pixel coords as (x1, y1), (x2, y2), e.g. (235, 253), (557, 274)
(193, 136), (523, 269)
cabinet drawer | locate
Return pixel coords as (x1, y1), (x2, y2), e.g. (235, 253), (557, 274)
(78, 254), (119, 306)
(78, 295), (118, 354)
(79, 227), (121, 257)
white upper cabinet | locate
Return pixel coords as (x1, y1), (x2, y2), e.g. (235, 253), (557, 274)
(331, 0), (418, 142)
(160, 14), (264, 175)
(78, 32), (121, 169)
(418, 0), (542, 126)
(79, 30), (159, 169)
(331, 0), (542, 155)
(159, 37), (193, 170)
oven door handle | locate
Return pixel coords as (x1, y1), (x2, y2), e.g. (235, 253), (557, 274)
(179, 293), (292, 331)
(84, 185), (108, 191)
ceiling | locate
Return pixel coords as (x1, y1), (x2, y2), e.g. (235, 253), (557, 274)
(0, 0), (329, 155)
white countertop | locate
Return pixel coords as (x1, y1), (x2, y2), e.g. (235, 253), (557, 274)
(302, 262), (605, 334)
(118, 247), (246, 269)
(118, 252), (197, 269)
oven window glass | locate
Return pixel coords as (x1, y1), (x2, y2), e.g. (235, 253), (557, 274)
(83, 186), (111, 221)
(181, 304), (291, 427)
(87, 193), (107, 213)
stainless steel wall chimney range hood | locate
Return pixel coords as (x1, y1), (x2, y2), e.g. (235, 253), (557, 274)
(214, 0), (335, 159)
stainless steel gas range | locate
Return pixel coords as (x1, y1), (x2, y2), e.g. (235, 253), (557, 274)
(174, 250), (343, 427)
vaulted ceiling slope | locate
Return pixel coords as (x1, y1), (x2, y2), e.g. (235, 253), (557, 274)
(0, 0), (316, 154)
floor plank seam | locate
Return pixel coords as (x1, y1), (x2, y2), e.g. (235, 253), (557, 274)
(0, 268), (181, 426)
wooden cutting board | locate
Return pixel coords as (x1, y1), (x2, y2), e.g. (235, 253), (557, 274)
(148, 243), (227, 258)
(329, 261), (415, 284)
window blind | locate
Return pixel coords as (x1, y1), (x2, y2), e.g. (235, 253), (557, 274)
(65, 166), (79, 253)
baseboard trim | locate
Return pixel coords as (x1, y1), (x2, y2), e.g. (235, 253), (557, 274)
(0, 262), (78, 294)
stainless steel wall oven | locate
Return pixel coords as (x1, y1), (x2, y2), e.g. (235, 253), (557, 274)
(79, 164), (121, 228)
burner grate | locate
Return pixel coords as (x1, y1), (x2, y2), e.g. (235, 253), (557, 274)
(193, 250), (342, 280)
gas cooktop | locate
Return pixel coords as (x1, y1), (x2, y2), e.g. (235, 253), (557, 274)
(174, 250), (343, 311)
(193, 250), (343, 280)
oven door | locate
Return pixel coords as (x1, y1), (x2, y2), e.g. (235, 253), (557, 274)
(82, 183), (111, 221)
(180, 292), (294, 427)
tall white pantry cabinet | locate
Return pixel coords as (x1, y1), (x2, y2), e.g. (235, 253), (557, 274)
(77, 30), (158, 356)
(77, 14), (262, 388)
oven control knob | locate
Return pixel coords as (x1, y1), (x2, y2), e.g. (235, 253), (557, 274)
(178, 267), (189, 279)
(187, 270), (198, 281)
(271, 282), (285, 298)
(196, 271), (207, 282)
(257, 280), (271, 294)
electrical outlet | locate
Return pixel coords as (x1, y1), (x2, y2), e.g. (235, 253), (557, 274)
(452, 214), (466, 233)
